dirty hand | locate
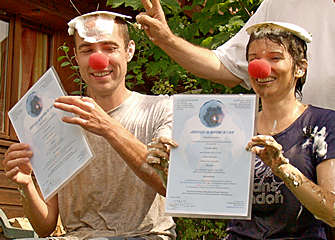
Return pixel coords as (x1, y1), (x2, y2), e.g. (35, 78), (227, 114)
(147, 137), (178, 186)
(246, 135), (289, 176)
(136, 0), (173, 44)
(54, 96), (118, 137)
(3, 143), (33, 186)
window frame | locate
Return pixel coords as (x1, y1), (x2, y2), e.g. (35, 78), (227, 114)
(0, 13), (52, 140)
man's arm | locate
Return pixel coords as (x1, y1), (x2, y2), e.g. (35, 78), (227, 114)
(136, 0), (242, 88)
(54, 96), (167, 195)
(3, 143), (59, 236)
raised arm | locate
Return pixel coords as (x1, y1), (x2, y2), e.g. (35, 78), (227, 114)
(136, 0), (242, 88)
(247, 135), (335, 227)
(3, 143), (59, 236)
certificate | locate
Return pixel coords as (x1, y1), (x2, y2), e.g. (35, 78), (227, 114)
(8, 67), (93, 201)
(166, 94), (257, 219)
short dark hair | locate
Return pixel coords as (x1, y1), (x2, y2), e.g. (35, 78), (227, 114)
(114, 17), (130, 49)
(246, 31), (308, 99)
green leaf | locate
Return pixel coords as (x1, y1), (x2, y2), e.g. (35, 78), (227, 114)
(200, 36), (213, 48)
(58, 45), (69, 53)
(106, 0), (125, 8)
(60, 61), (71, 67)
(125, 0), (143, 10)
(161, 0), (181, 11)
(70, 66), (79, 70)
(57, 56), (67, 62)
(70, 90), (82, 95)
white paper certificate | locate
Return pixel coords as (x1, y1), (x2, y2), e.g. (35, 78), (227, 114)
(8, 67), (93, 201)
(166, 94), (257, 219)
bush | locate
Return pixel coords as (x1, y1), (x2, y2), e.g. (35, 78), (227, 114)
(107, 0), (261, 96)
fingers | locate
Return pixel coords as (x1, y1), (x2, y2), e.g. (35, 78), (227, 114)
(5, 144), (32, 163)
(61, 115), (89, 126)
(141, 0), (153, 10)
(152, 136), (178, 148)
(3, 144), (33, 180)
(151, 0), (164, 11)
(246, 135), (282, 152)
(54, 96), (98, 126)
(54, 96), (96, 113)
(147, 137), (177, 165)
(147, 148), (169, 163)
(136, 14), (154, 28)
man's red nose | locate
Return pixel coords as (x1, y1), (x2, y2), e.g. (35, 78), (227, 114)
(89, 53), (109, 70)
(248, 59), (271, 79)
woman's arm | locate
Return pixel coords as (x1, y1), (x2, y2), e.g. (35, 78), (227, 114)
(247, 135), (335, 226)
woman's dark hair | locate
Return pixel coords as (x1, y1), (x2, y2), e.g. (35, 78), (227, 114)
(246, 31), (308, 99)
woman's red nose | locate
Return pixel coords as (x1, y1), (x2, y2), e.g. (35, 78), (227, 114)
(248, 59), (271, 79)
(89, 53), (109, 70)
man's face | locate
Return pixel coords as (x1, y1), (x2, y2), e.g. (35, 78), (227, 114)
(74, 22), (134, 97)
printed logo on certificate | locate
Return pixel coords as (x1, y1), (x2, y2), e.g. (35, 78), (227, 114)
(8, 67), (93, 201)
(166, 94), (257, 219)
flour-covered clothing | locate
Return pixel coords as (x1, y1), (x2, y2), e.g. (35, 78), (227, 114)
(214, 0), (335, 110)
(226, 105), (335, 239)
(58, 92), (176, 240)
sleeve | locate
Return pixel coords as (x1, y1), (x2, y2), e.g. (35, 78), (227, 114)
(212, 0), (272, 89)
(315, 110), (335, 164)
(153, 95), (173, 139)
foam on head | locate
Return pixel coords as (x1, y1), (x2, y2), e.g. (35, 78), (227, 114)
(68, 11), (131, 43)
(246, 21), (312, 43)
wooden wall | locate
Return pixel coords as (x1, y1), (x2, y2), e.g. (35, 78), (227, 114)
(0, 140), (23, 219)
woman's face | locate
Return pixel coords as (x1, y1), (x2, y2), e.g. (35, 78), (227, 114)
(247, 38), (296, 100)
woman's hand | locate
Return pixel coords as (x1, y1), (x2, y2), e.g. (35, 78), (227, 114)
(246, 135), (289, 176)
(147, 137), (178, 187)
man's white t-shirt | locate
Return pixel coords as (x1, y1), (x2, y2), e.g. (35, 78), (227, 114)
(214, 0), (335, 109)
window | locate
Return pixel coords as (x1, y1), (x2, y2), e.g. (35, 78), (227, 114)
(17, 26), (50, 100)
(0, 14), (51, 139)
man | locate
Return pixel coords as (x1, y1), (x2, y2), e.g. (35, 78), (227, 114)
(3, 11), (176, 239)
(136, 0), (335, 109)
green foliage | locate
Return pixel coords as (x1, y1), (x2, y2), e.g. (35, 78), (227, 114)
(57, 43), (85, 95)
(108, 0), (261, 95)
(174, 217), (227, 239)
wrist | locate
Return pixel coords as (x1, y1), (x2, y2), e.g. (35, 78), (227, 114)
(17, 178), (34, 199)
(276, 163), (303, 188)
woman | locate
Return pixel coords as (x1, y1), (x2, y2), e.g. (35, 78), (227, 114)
(147, 22), (335, 239)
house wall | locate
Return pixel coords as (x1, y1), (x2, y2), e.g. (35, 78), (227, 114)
(0, 1), (78, 220)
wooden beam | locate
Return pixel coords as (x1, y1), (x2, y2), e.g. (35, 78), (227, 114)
(0, 172), (17, 189)
(0, 204), (24, 219)
(0, 188), (22, 206)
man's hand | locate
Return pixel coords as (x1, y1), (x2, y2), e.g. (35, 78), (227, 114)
(54, 96), (117, 138)
(136, 0), (173, 44)
(3, 143), (33, 186)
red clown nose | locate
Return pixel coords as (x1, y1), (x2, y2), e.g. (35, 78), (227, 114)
(248, 59), (271, 79)
(89, 52), (109, 70)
